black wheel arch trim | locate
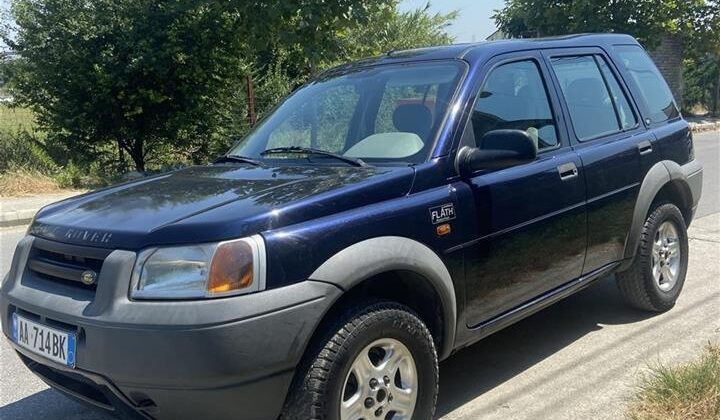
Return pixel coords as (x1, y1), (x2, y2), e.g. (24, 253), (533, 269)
(308, 236), (457, 360)
(620, 159), (702, 271)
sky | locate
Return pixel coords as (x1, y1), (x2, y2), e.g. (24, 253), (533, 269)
(399, 0), (505, 43)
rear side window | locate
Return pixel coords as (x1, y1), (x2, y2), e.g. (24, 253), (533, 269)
(551, 56), (620, 141)
(469, 60), (559, 150)
(614, 45), (679, 124)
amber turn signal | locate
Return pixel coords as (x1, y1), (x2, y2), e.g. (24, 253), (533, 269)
(208, 240), (254, 294)
(436, 223), (451, 236)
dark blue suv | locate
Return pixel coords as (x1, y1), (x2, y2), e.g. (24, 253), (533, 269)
(1, 34), (703, 420)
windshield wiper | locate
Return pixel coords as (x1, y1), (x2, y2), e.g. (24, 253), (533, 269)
(214, 154), (265, 167)
(260, 146), (368, 167)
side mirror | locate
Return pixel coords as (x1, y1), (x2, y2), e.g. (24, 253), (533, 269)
(456, 129), (538, 176)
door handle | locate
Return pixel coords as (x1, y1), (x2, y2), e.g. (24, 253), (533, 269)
(638, 140), (653, 156)
(557, 162), (579, 181)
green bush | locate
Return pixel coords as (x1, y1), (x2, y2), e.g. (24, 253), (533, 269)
(55, 159), (130, 189)
(54, 161), (84, 189)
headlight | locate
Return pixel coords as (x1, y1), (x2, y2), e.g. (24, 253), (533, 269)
(130, 235), (266, 299)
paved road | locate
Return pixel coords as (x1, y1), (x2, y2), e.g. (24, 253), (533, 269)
(694, 130), (720, 218)
(0, 131), (718, 419)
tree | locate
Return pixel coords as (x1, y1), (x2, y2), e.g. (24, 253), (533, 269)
(494, 0), (709, 49)
(337, 2), (457, 60)
(0, 55), (18, 97)
(242, 1), (456, 91)
(6, 1), (243, 171)
(684, 0), (720, 115)
(3, 0), (384, 172)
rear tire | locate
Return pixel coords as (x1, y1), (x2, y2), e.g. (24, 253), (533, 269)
(616, 203), (689, 312)
(280, 301), (438, 420)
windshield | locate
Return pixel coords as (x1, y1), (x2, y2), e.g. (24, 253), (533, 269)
(229, 61), (464, 165)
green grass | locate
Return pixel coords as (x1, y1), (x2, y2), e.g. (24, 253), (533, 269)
(629, 343), (720, 420)
(0, 106), (36, 134)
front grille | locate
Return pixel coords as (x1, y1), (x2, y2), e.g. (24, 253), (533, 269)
(27, 237), (113, 292)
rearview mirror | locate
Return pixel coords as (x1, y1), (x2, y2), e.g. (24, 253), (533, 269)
(456, 129), (538, 176)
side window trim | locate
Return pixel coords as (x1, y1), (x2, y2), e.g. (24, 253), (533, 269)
(527, 55), (567, 154)
(461, 54), (564, 155)
(593, 54), (641, 132)
(593, 55), (625, 130)
(543, 49), (644, 144)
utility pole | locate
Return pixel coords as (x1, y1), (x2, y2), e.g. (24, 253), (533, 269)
(246, 74), (256, 126)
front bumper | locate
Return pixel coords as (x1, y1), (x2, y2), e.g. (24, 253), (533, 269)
(1, 236), (342, 420)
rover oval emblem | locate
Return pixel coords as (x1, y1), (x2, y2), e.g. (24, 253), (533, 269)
(80, 270), (97, 286)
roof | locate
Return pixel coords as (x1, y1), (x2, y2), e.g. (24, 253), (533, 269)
(326, 33), (640, 74)
(461, 33), (639, 56)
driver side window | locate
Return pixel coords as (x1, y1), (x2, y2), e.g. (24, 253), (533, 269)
(469, 60), (558, 150)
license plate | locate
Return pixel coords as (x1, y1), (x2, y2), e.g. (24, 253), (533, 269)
(12, 313), (76, 368)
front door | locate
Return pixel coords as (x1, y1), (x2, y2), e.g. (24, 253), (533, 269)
(461, 55), (587, 327)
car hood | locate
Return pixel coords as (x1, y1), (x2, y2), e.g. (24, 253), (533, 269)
(29, 164), (415, 250)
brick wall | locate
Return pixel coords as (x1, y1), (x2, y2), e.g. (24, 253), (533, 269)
(648, 35), (684, 105)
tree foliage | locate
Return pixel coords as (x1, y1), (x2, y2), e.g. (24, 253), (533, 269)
(683, 1), (720, 115)
(0, 56), (18, 96)
(247, 2), (457, 97)
(337, 2), (457, 60)
(494, 0), (714, 49)
(8, 1), (246, 171)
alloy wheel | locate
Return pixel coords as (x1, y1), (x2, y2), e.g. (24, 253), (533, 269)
(651, 220), (681, 292)
(340, 338), (418, 420)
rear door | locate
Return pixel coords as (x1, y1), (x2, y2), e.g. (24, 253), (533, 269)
(461, 52), (587, 327)
(611, 44), (691, 166)
(543, 48), (654, 274)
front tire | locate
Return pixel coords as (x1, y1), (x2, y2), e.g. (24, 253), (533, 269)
(617, 203), (689, 312)
(281, 301), (438, 420)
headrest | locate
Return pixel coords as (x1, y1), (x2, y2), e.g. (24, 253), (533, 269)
(392, 104), (433, 140)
